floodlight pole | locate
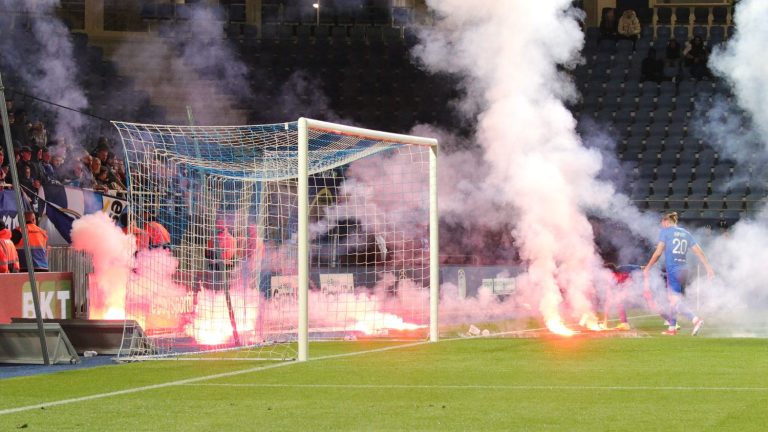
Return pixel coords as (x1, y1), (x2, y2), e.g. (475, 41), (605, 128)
(0, 71), (51, 365)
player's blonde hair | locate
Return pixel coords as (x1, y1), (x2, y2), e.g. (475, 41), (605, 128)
(662, 211), (678, 225)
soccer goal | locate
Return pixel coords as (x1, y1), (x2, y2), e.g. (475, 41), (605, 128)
(112, 118), (438, 361)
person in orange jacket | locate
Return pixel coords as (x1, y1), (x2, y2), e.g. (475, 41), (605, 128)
(206, 219), (236, 270)
(144, 217), (171, 250)
(120, 212), (150, 252)
(0, 220), (21, 273)
(11, 211), (48, 271)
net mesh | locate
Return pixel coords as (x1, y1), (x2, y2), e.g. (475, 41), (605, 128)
(112, 120), (433, 360)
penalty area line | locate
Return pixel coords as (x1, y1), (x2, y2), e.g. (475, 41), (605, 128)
(185, 383), (768, 392)
(0, 340), (429, 416)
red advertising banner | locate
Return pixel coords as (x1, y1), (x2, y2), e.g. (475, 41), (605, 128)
(0, 272), (74, 323)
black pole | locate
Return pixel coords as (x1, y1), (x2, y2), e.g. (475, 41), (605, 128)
(0, 71), (51, 365)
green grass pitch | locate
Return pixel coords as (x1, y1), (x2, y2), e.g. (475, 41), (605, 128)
(1, 332), (767, 431)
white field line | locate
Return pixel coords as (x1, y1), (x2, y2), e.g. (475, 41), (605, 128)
(0, 341), (427, 416)
(185, 383), (768, 392)
(0, 313), (724, 416)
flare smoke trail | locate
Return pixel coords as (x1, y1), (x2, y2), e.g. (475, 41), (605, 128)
(691, 0), (768, 335)
(692, 3), (767, 185)
(412, 1), (656, 331)
(70, 212), (134, 319)
(0, 0), (88, 148)
(112, 4), (251, 125)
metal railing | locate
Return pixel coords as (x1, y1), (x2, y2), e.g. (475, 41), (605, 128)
(47, 246), (93, 319)
(649, 0), (733, 39)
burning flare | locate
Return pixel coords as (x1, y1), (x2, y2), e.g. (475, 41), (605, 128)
(546, 318), (577, 337)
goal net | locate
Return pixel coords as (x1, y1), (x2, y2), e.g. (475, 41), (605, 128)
(112, 118), (438, 361)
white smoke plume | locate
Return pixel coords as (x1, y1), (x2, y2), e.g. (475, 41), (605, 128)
(411, 1), (657, 331)
(709, 1), (768, 148)
(0, 0), (89, 148)
(691, 0), (768, 335)
(111, 4), (251, 125)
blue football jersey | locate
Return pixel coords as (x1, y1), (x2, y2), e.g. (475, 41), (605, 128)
(659, 226), (697, 272)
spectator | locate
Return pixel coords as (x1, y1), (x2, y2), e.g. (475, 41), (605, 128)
(617, 9), (641, 51)
(684, 36), (710, 80)
(18, 165), (37, 193)
(79, 155), (95, 189)
(92, 142), (109, 165)
(597, 8), (618, 46)
(206, 220), (236, 270)
(665, 39), (682, 69)
(61, 163), (83, 187)
(114, 160), (128, 189)
(29, 146), (48, 185)
(12, 211), (49, 272)
(28, 120), (47, 148)
(640, 48), (664, 83)
(15, 145), (33, 182)
(10, 109), (29, 147)
(40, 148), (58, 183)
(0, 149), (9, 187)
(119, 212), (150, 252)
(0, 220), (21, 273)
(144, 214), (171, 250)
(0, 108), (12, 149)
(205, 220), (237, 290)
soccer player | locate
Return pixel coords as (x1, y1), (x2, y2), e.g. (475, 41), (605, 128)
(644, 212), (714, 335)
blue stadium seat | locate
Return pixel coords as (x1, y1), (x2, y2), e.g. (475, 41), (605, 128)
(658, 147), (678, 164)
(614, 108), (634, 124)
(686, 196), (706, 211)
(707, 191), (727, 205)
(601, 98), (620, 113)
(629, 122), (648, 138)
(690, 178), (710, 194)
(712, 6), (729, 25)
(674, 7), (690, 25)
(637, 93), (656, 111)
(641, 82), (659, 97)
(673, 26), (689, 42)
(634, 109), (654, 125)
(709, 26), (725, 45)
(711, 163), (733, 181)
(630, 183), (649, 200)
(681, 136), (700, 151)
(700, 209), (721, 220)
(692, 25), (707, 40)
(671, 177), (693, 195)
(625, 136), (645, 151)
(648, 122), (668, 137)
(667, 107), (687, 124)
(647, 199), (668, 211)
(693, 7), (710, 25)
(664, 133), (683, 150)
(657, 8), (673, 25)
(656, 25), (671, 40)
(645, 139), (664, 154)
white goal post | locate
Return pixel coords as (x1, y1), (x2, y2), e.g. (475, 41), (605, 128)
(112, 117), (439, 361)
(296, 118), (440, 360)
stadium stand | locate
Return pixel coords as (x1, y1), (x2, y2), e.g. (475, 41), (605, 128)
(1, 1), (762, 230)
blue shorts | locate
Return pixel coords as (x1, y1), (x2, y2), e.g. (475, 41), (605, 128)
(666, 268), (689, 295)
